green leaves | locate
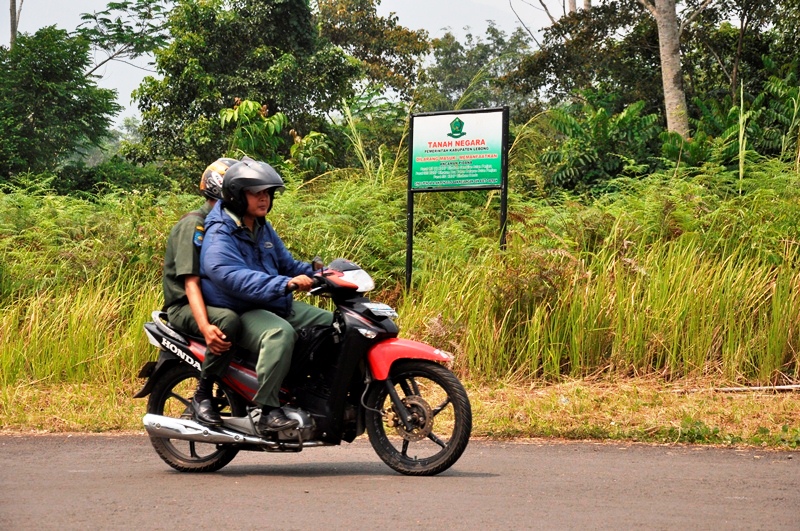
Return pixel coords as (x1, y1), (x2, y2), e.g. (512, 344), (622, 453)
(414, 23), (532, 116)
(132, 0), (360, 164)
(539, 100), (662, 192)
(507, 3), (661, 119)
(219, 99), (288, 164)
(77, 0), (171, 75)
(317, 0), (429, 98)
(287, 131), (335, 177)
(661, 70), (800, 170)
(0, 27), (121, 178)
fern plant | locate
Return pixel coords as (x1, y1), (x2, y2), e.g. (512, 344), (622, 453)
(663, 68), (800, 170)
(539, 100), (662, 193)
(760, 71), (800, 161)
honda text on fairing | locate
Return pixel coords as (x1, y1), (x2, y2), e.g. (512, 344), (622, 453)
(135, 259), (472, 476)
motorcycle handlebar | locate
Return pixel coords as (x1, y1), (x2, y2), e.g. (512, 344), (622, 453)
(288, 274), (325, 293)
(287, 256), (326, 293)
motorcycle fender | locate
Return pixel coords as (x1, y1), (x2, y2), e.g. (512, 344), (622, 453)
(367, 338), (453, 381)
(132, 352), (188, 399)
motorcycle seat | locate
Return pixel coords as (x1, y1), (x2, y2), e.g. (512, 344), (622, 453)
(150, 310), (193, 344)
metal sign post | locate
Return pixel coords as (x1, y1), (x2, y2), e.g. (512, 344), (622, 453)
(406, 107), (509, 290)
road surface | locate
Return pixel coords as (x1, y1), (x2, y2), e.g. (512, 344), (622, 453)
(0, 434), (796, 529)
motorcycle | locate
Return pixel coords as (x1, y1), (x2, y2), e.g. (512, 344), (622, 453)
(135, 258), (472, 476)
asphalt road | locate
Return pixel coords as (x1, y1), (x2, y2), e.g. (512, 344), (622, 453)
(0, 434), (797, 530)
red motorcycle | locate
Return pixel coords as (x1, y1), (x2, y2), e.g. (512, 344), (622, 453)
(135, 259), (472, 476)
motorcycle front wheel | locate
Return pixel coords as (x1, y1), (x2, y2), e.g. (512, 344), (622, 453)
(365, 360), (472, 476)
(146, 363), (243, 473)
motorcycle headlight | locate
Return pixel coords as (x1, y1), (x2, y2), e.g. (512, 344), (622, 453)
(341, 269), (375, 292)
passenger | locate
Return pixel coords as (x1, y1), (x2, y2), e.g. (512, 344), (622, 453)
(200, 158), (331, 434)
(162, 158), (242, 426)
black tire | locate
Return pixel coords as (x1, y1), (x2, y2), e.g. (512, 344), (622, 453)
(146, 364), (244, 473)
(365, 360), (472, 476)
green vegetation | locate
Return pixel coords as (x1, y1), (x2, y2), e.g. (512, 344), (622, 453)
(2, 0), (800, 445)
(0, 27), (120, 176)
(2, 154), (800, 444)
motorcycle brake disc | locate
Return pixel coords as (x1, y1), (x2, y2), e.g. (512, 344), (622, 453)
(392, 395), (434, 442)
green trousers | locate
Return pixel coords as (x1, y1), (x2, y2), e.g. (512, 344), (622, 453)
(166, 303), (241, 380)
(239, 301), (333, 408)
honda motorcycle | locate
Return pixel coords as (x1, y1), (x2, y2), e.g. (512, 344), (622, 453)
(135, 259), (472, 476)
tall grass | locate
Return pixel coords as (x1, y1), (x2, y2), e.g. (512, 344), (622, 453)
(2, 158), (800, 395)
(0, 266), (158, 388)
(400, 235), (800, 385)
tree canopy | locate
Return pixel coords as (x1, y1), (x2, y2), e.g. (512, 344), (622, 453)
(3, 0), (800, 196)
(77, 0), (172, 76)
(317, 0), (430, 98)
(0, 26), (120, 177)
(507, 1), (663, 116)
(507, 0), (800, 130)
(414, 23), (533, 117)
(130, 0), (361, 164)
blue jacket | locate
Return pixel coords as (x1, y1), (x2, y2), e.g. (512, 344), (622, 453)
(200, 202), (312, 316)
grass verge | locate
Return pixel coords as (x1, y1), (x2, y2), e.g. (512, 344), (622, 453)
(471, 378), (800, 447)
(2, 378), (798, 449)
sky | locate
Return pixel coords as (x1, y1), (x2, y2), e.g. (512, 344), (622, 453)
(1, 0), (553, 124)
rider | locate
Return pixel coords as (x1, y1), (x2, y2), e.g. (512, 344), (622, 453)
(200, 158), (332, 435)
(162, 157), (242, 426)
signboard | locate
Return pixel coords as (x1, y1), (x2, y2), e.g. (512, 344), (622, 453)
(410, 108), (506, 190)
(406, 107), (509, 289)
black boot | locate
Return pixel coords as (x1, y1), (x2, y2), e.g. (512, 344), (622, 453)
(257, 407), (299, 434)
(192, 377), (222, 426)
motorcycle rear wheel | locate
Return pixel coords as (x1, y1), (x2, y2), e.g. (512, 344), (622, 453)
(147, 364), (244, 473)
(365, 360), (472, 476)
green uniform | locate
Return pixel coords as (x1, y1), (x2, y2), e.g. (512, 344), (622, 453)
(240, 301), (332, 408)
(233, 218), (331, 408)
(162, 202), (240, 379)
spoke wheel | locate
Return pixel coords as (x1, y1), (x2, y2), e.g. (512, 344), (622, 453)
(146, 364), (243, 473)
(366, 360), (472, 476)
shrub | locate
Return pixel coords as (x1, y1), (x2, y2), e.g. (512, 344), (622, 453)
(539, 100), (662, 193)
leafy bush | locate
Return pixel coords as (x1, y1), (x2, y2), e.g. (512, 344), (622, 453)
(220, 99), (289, 165)
(662, 68), (800, 170)
(56, 156), (175, 196)
(286, 130), (335, 178)
(539, 100), (662, 193)
(3, 158), (800, 387)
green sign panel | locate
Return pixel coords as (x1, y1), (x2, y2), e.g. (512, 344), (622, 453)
(410, 109), (505, 190)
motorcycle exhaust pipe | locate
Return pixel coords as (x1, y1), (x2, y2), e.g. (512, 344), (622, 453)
(143, 413), (265, 445)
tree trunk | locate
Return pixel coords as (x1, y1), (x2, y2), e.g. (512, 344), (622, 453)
(730, 16), (748, 100)
(9, 0), (22, 49)
(639, 0), (690, 137)
(568, 0), (577, 13)
(583, 0), (591, 9)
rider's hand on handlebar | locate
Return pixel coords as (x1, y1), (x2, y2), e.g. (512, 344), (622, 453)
(287, 274), (314, 293)
(200, 324), (232, 355)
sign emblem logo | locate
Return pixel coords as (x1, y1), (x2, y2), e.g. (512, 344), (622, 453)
(447, 117), (466, 138)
